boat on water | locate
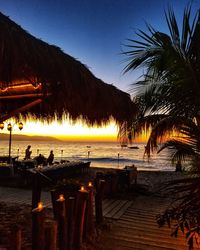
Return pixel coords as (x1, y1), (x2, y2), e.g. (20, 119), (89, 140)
(120, 143), (139, 149)
(128, 146), (139, 149)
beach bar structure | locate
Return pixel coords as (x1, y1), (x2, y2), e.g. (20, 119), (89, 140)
(0, 12), (135, 127)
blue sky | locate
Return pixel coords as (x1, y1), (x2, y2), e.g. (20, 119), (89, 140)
(0, 0), (199, 93)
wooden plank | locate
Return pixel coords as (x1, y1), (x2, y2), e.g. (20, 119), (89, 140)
(115, 221), (176, 235)
(110, 226), (183, 242)
(104, 200), (127, 218)
(102, 199), (115, 210)
(112, 201), (133, 219)
(119, 216), (166, 228)
(103, 235), (188, 250)
(128, 206), (170, 214)
(103, 200), (122, 217)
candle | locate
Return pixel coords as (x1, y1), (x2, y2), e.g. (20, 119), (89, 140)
(88, 182), (93, 187)
(37, 202), (43, 211)
(80, 186), (85, 191)
(79, 185), (89, 193)
(58, 194), (65, 202)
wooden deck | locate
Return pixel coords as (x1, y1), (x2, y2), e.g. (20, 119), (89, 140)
(102, 199), (132, 219)
(0, 187), (132, 219)
(0, 187), (198, 249)
(100, 195), (199, 250)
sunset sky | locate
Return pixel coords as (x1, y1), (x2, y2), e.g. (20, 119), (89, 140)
(0, 0), (198, 141)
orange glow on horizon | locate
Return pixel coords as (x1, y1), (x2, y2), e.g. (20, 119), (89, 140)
(4, 118), (119, 142)
(2, 118), (147, 143)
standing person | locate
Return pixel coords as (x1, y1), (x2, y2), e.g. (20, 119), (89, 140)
(176, 160), (182, 172)
(47, 150), (54, 165)
(25, 145), (32, 160)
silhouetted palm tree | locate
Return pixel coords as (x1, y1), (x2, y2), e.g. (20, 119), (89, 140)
(121, 5), (200, 161)
(122, 5), (200, 248)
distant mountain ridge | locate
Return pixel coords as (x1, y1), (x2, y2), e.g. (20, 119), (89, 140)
(0, 133), (61, 142)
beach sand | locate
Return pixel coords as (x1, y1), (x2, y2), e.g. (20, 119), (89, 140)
(90, 167), (187, 193)
(0, 169), (188, 249)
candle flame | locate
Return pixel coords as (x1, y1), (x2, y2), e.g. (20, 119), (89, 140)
(37, 202), (43, 210)
(80, 186), (85, 191)
(59, 194), (65, 201)
(88, 182), (93, 187)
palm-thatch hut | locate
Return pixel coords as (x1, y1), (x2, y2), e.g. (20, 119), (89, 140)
(0, 12), (135, 126)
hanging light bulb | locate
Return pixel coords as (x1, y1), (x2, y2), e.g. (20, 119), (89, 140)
(18, 122), (23, 130)
(0, 122), (4, 130)
(7, 123), (12, 131)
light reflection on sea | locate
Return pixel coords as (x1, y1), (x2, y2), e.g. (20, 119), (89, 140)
(0, 140), (175, 171)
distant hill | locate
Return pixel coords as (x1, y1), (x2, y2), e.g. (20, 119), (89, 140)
(0, 133), (61, 142)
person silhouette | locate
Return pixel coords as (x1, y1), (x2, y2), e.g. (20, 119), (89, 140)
(47, 150), (54, 165)
(35, 154), (46, 165)
(25, 145), (32, 160)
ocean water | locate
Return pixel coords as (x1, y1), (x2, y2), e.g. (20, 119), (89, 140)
(0, 140), (175, 171)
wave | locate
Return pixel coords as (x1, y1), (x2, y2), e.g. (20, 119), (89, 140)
(70, 156), (145, 164)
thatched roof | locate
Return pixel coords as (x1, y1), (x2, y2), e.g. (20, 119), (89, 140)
(0, 12), (135, 125)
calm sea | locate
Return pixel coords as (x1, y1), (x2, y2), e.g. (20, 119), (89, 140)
(0, 140), (175, 171)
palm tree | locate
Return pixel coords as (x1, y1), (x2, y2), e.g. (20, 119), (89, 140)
(121, 5), (200, 248)
(121, 5), (200, 159)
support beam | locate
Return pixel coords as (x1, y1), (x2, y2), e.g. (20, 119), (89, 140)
(0, 98), (43, 123)
(0, 93), (51, 100)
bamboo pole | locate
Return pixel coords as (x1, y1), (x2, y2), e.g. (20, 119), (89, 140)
(10, 225), (21, 250)
(95, 180), (106, 224)
(32, 203), (45, 250)
(56, 194), (67, 250)
(73, 187), (88, 250)
(44, 220), (58, 250)
(85, 182), (95, 237)
(32, 173), (41, 209)
(66, 197), (76, 250)
(50, 189), (59, 219)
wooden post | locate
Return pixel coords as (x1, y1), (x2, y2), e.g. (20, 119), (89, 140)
(85, 182), (95, 238)
(32, 203), (45, 250)
(50, 189), (59, 219)
(56, 194), (67, 250)
(44, 220), (58, 250)
(73, 187), (88, 250)
(95, 172), (104, 190)
(111, 173), (118, 193)
(0, 98), (43, 123)
(95, 180), (106, 224)
(32, 173), (42, 209)
(66, 197), (76, 250)
(10, 225), (21, 250)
